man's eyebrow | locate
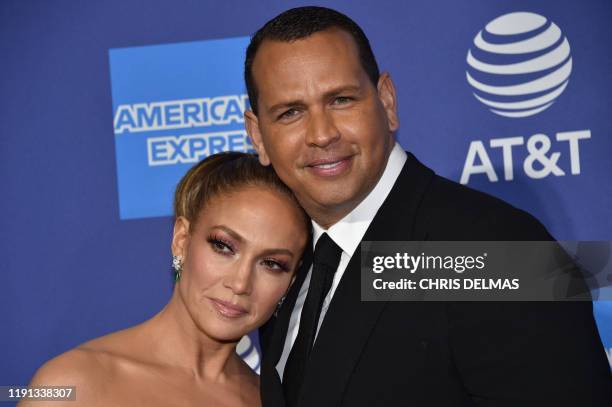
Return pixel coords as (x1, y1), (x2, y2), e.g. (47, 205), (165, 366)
(323, 85), (362, 97)
(267, 100), (306, 115)
(266, 85), (363, 115)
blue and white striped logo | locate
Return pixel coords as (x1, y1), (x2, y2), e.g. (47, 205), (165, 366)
(237, 334), (261, 374)
(466, 12), (572, 118)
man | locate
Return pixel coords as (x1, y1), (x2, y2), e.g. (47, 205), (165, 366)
(243, 6), (611, 407)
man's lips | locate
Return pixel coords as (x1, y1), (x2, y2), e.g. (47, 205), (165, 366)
(209, 298), (248, 318)
(305, 155), (353, 177)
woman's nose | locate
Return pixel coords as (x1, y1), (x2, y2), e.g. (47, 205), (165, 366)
(223, 260), (253, 295)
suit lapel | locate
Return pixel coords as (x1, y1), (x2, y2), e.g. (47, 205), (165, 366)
(261, 240), (313, 407)
(297, 153), (435, 406)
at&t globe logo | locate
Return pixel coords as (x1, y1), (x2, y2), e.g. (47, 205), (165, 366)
(466, 12), (572, 118)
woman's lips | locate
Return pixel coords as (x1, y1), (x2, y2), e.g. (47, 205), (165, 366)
(306, 156), (353, 177)
(209, 298), (248, 318)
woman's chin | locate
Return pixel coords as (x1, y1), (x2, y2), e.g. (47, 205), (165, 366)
(198, 318), (258, 344)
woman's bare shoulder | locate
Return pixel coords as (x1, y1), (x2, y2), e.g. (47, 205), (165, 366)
(21, 347), (105, 407)
(30, 347), (102, 385)
(25, 327), (147, 406)
(77, 324), (147, 359)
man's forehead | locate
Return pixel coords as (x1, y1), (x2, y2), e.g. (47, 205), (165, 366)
(251, 29), (365, 103)
(253, 28), (359, 69)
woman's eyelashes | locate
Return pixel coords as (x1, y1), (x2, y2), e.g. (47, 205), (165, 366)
(207, 235), (235, 255)
(261, 258), (290, 273)
(207, 234), (291, 272)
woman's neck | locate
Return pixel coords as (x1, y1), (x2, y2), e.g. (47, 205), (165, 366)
(145, 290), (241, 382)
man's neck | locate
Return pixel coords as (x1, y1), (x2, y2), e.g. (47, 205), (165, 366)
(310, 207), (353, 230)
(308, 195), (368, 229)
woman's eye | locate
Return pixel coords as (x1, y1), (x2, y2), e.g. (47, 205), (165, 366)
(262, 259), (288, 272)
(209, 239), (234, 255)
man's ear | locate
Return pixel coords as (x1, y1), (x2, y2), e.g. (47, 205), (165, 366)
(171, 216), (190, 258)
(377, 73), (399, 133)
(244, 109), (271, 166)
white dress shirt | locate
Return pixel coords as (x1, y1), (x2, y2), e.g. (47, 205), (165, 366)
(276, 142), (407, 378)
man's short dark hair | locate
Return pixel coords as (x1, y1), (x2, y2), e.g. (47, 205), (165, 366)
(244, 6), (380, 115)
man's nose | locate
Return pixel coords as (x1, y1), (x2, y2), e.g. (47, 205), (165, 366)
(223, 260), (253, 296)
(305, 108), (340, 148)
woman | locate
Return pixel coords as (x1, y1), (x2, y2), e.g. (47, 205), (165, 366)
(23, 152), (309, 406)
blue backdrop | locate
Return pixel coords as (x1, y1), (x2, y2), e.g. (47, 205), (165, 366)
(1, 0), (611, 398)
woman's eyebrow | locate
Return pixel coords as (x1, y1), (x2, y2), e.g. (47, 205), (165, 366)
(210, 225), (244, 243)
(210, 226), (294, 257)
(259, 248), (294, 258)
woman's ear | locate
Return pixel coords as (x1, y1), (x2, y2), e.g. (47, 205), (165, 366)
(171, 216), (190, 258)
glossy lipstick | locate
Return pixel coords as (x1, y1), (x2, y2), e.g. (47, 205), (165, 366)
(209, 298), (248, 318)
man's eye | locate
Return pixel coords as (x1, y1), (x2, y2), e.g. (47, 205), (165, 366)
(278, 109), (299, 120)
(333, 96), (352, 105)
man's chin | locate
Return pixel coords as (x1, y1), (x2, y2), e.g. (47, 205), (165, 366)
(302, 190), (362, 220)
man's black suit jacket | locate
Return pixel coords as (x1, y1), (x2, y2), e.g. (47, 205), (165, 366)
(260, 152), (612, 406)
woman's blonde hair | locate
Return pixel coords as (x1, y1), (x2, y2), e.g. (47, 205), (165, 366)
(174, 152), (307, 230)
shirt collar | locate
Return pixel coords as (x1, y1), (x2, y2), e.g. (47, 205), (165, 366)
(312, 142), (407, 256)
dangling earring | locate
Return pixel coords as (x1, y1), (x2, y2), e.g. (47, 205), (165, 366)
(275, 294), (286, 317)
(172, 255), (183, 283)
